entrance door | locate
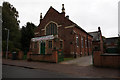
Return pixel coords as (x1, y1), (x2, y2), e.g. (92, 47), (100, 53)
(40, 41), (45, 54)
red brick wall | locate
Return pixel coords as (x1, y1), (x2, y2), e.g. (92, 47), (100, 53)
(27, 51), (33, 59)
(29, 50), (58, 63)
(72, 27), (93, 57)
(93, 51), (120, 68)
(8, 52), (12, 59)
(17, 51), (24, 60)
(93, 51), (102, 66)
(5, 51), (24, 60)
(100, 33), (103, 54)
(101, 55), (120, 68)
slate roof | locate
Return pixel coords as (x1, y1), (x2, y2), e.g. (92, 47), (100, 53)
(88, 31), (100, 41)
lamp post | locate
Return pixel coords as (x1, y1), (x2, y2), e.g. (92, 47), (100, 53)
(4, 28), (9, 59)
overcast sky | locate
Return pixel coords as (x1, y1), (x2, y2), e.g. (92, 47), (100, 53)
(0, 0), (120, 38)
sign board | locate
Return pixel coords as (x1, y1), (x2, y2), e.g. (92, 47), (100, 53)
(31, 35), (54, 42)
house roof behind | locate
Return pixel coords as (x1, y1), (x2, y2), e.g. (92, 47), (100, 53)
(88, 31), (100, 41)
(106, 37), (119, 44)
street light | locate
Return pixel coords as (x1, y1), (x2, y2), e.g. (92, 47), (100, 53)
(4, 28), (9, 59)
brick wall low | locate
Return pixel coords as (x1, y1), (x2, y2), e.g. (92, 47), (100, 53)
(93, 51), (120, 68)
(28, 51), (58, 63)
(101, 54), (120, 68)
(3, 51), (24, 60)
(93, 51), (102, 66)
(27, 51), (33, 59)
(17, 51), (24, 60)
(8, 52), (12, 59)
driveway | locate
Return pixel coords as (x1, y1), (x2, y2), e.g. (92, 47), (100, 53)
(60, 55), (92, 66)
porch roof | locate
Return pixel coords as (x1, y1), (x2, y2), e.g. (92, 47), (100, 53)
(31, 35), (54, 42)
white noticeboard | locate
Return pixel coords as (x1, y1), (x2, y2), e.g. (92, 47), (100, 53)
(31, 35), (54, 42)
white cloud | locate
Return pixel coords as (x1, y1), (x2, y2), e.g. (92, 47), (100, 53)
(1, 0), (120, 37)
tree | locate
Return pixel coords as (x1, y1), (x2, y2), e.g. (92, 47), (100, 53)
(2, 2), (21, 52)
(21, 22), (37, 54)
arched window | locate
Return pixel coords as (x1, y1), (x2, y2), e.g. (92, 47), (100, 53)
(46, 23), (57, 35)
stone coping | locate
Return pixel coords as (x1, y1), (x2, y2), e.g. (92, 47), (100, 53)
(30, 54), (52, 56)
(101, 53), (120, 56)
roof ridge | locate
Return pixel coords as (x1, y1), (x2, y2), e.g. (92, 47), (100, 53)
(39, 6), (92, 36)
(88, 31), (98, 33)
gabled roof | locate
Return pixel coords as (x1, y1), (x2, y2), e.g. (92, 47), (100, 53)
(42, 6), (76, 26)
(88, 31), (100, 41)
(38, 6), (92, 37)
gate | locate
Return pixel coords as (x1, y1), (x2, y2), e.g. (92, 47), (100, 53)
(57, 50), (64, 62)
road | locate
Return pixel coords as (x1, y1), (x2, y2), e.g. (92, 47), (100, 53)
(2, 59), (120, 79)
(2, 65), (78, 78)
(2, 65), (119, 80)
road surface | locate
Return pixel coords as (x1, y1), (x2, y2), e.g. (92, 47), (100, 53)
(2, 65), (78, 78)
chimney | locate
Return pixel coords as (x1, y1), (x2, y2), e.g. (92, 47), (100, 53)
(66, 15), (69, 19)
(40, 13), (42, 23)
(98, 27), (101, 32)
(61, 4), (65, 17)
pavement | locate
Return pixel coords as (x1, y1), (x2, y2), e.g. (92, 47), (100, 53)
(2, 57), (120, 78)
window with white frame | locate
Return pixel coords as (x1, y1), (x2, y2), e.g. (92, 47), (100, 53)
(85, 39), (87, 48)
(81, 37), (84, 48)
(76, 35), (79, 47)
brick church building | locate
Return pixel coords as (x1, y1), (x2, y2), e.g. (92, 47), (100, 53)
(30, 4), (93, 58)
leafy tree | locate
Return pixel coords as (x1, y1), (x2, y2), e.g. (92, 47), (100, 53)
(2, 2), (21, 52)
(21, 22), (37, 54)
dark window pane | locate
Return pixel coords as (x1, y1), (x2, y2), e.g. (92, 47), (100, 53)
(55, 25), (57, 35)
(48, 25), (49, 35)
(49, 41), (52, 48)
(51, 23), (53, 35)
(53, 24), (54, 35)
(46, 23), (57, 35)
(60, 41), (63, 49)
